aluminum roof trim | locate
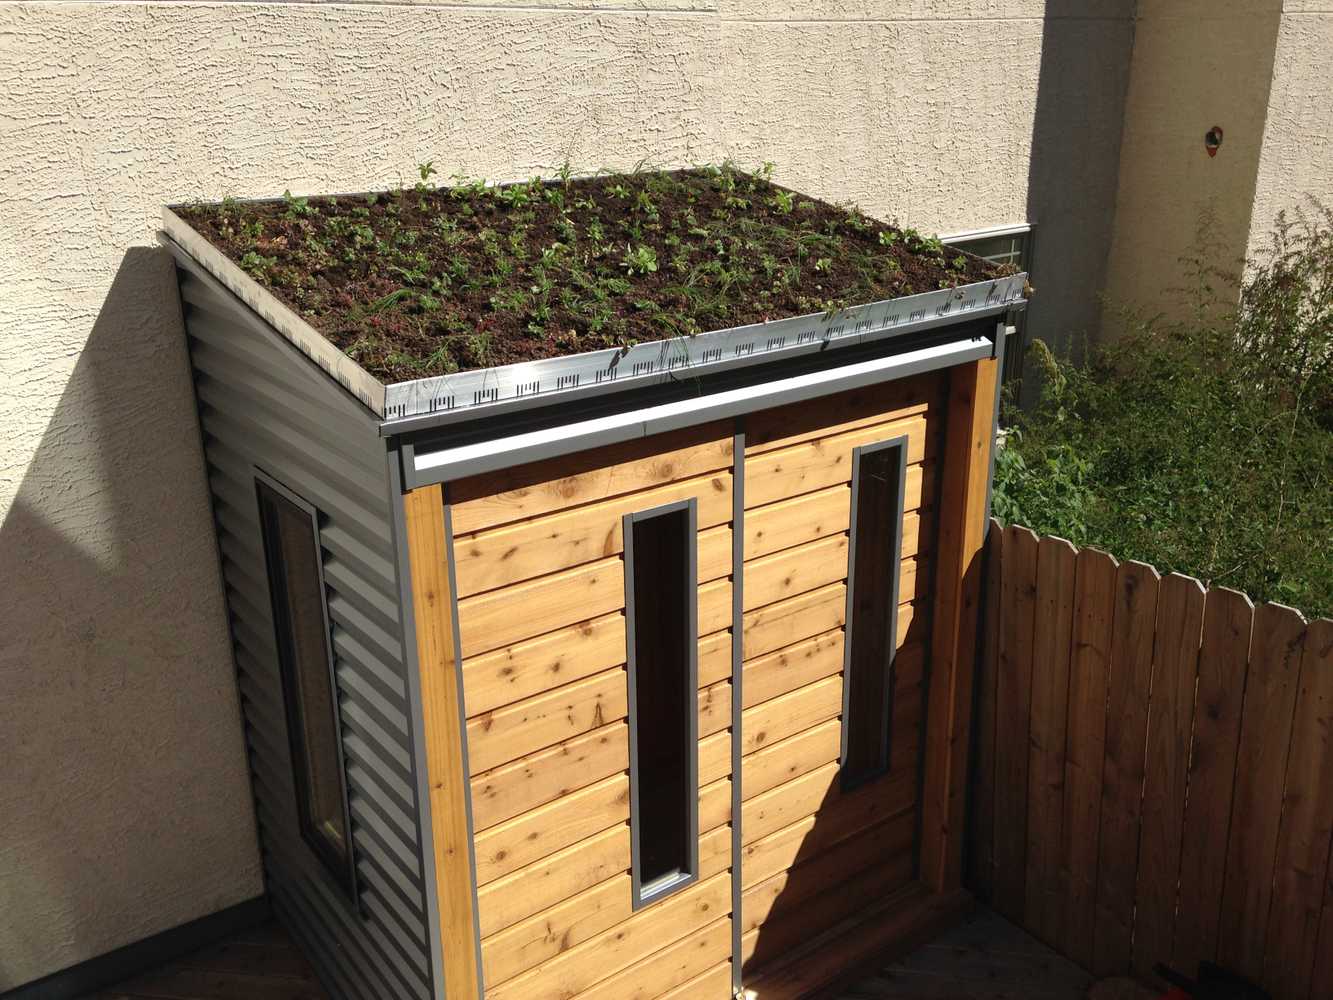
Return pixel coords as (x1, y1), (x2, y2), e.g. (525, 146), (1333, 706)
(407, 333), (993, 487)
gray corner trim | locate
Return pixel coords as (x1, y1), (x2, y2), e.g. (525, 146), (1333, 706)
(180, 251), (432, 999)
(623, 498), (701, 911)
(385, 447), (445, 1000)
(0, 896), (271, 1000)
(728, 423), (745, 995)
(984, 317), (1010, 528)
(411, 337), (992, 487)
(253, 467), (362, 912)
(441, 488), (487, 997)
(397, 441), (419, 494)
(838, 436), (910, 792)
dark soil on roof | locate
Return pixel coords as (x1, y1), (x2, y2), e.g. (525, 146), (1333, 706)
(177, 165), (1007, 382)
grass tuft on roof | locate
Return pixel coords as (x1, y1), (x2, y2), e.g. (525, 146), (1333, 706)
(177, 163), (1008, 382)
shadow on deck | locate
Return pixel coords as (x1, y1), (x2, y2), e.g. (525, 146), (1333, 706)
(836, 908), (1093, 999)
(88, 908), (1092, 1000)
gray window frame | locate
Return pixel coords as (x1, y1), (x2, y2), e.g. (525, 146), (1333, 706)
(622, 497), (700, 910)
(839, 436), (909, 791)
(254, 468), (359, 907)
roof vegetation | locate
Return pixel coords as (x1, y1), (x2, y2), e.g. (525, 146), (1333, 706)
(177, 163), (1005, 382)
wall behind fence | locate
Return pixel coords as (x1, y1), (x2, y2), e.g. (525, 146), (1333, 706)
(968, 522), (1333, 1000)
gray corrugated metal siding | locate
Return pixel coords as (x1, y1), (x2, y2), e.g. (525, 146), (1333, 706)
(178, 264), (435, 1000)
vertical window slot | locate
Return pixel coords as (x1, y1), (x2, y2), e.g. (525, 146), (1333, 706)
(256, 473), (357, 903)
(841, 438), (909, 789)
(624, 499), (699, 907)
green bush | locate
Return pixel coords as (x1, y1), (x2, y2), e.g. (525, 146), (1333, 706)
(994, 203), (1333, 617)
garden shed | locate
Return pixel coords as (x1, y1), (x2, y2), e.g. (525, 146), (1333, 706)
(161, 168), (1027, 1000)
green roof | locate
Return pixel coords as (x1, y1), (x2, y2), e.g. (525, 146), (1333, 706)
(176, 165), (1004, 382)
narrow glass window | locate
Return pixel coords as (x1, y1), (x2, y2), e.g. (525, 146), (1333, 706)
(256, 474), (357, 900)
(841, 438), (909, 789)
(624, 499), (699, 908)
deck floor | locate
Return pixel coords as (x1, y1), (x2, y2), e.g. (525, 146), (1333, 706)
(835, 908), (1094, 999)
(90, 908), (1092, 1000)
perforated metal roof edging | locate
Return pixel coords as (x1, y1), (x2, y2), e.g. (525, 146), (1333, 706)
(162, 205), (1027, 434)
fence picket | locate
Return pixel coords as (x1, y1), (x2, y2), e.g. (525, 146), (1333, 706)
(1061, 546), (1118, 969)
(1263, 617), (1333, 998)
(1133, 573), (1205, 981)
(1172, 586), (1253, 976)
(1093, 560), (1160, 977)
(966, 528), (1332, 1000)
(1025, 535), (1077, 947)
(1217, 603), (1307, 982)
(993, 525), (1039, 922)
(1312, 821), (1333, 999)
(966, 519), (1003, 901)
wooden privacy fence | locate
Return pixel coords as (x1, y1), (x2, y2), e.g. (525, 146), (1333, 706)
(967, 521), (1333, 1000)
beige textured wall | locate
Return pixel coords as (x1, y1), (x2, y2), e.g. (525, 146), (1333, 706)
(1101, 0), (1282, 329)
(0, 0), (1134, 989)
(1246, 5), (1333, 258)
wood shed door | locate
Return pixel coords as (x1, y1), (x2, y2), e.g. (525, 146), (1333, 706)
(737, 371), (947, 982)
(408, 360), (993, 999)
(442, 421), (739, 999)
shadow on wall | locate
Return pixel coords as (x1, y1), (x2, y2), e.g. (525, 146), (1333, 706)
(741, 606), (935, 980)
(0, 248), (261, 992)
(1022, 0), (1137, 378)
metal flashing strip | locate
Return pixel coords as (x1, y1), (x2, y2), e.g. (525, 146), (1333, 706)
(984, 318), (1013, 525)
(385, 446), (447, 1000)
(940, 222), (1032, 244)
(162, 202), (1024, 427)
(161, 235), (385, 431)
(440, 490), (488, 998)
(728, 422), (745, 996)
(409, 335), (991, 487)
(162, 209), (387, 415)
(381, 276), (1026, 427)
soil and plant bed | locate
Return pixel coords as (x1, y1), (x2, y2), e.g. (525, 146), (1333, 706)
(177, 164), (1006, 382)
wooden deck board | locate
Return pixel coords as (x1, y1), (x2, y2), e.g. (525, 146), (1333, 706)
(87, 908), (1092, 1000)
(86, 921), (324, 1000)
(835, 909), (1094, 1000)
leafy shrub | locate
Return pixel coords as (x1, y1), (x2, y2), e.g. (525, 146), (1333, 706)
(994, 202), (1333, 617)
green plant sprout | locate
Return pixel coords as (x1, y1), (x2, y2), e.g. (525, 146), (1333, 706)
(178, 163), (1001, 382)
(621, 245), (659, 276)
(281, 190), (313, 218)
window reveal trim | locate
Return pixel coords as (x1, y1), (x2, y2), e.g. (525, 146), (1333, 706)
(255, 469), (359, 906)
(839, 436), (910, 791)
(623, 498), (700, 909)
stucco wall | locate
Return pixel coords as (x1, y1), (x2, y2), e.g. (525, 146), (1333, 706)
(0, 1), (1134, 989)
(1101, 0), (1282, 331)
(1246, 5), (1333, 259)
(1097, 0), (1333, 332)
(1100, 0), (1333, 331)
